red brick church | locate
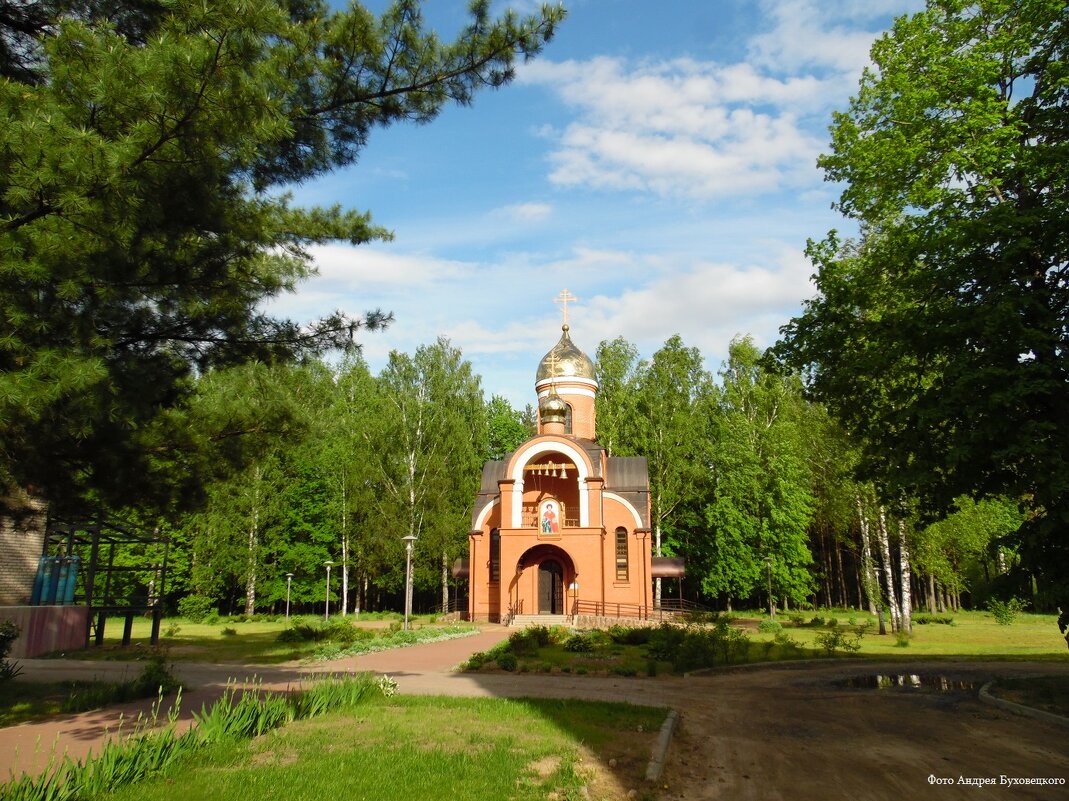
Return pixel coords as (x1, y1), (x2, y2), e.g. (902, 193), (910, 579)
(464, 292), (669, 623)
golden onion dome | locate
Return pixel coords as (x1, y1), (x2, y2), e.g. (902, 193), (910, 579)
(536, 325), (597, 383)
(539, 390), (568, 426)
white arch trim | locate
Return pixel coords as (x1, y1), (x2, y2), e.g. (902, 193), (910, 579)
(509, 440), (591, 527)
(603, 492), (644, 529)
(474, 497), (500, 531)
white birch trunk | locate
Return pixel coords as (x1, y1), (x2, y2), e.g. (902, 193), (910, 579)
(897, 518), (912, 633)
(340, 481), (349, 615)
(876, 505), (900, 632)
(244, 466), (261, 617)
(441, 551), (449, 612)
(855, 492), (879, 615)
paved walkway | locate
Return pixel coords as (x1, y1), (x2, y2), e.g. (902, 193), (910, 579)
(4, 629), (1069, 800)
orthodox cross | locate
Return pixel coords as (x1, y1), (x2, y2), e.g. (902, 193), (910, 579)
(554, 288), (578, 326)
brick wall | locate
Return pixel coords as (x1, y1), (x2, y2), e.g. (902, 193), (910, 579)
(0, 494), (47, 606)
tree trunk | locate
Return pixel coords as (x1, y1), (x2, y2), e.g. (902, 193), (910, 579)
(441, 551), (449, 612)
(876, 505), (900, 632)
(340, 482), (349, 616)
(856, 493), (879, 614)
(244, 466), (261, 617)
(835, 540), (848, 609)
(897, 519), (912, 633)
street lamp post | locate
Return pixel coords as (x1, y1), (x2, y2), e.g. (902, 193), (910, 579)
(402, 535), (417, 631)
(324, 561), (334, 621)
(285, 573), (294, 619)
(765, 556), (774, 620)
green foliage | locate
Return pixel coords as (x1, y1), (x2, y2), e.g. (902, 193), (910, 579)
(914, 614), (955, 626)
(757, 619), (782, 634)
(176, 595), (215, 623)
(988, 597), (1028, 626)
(607, 625), (652, 645)
(776, 0), (1069, 630)
(646, 624), (686, 662)
(0, 0), (564, 517)
(562, 633), (596, 653)
(702, 337), (815, 606)
(814, 626), (865, 656)
(0, 620), (21, 683)
(495, 652), (518, 671)
(485, 395), (529, 460)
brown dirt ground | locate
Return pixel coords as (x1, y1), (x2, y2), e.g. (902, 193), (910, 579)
(4, 629), (1068, 800)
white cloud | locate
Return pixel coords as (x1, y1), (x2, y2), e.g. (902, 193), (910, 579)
(572, 247), (815, 366)
(749, 0), (922, 74)
(518, 55), (831, 199)
(493, 201), (554, 222)
(307, 244), (476, 289)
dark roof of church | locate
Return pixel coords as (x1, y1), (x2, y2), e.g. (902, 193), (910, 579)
(604, 456), (649, 491)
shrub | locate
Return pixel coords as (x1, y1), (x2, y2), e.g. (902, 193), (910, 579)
(132, 652), (181, 697)
(612, 665), (637, 677)
(757, 619), (782, 634)
(807, 616), (826, 627)
(563, 633), (595, 653)
(773, 630), (800, 650)
(496, 652), (518, 671)
(607, 624), (652, 645)
(176, 595), (215, 623)
(988, 597), (1027, 625)
(508, 628), (545, 656)
(815, 626), (864, 656)
(646, 624), (685, 661)
(893, 629), (912, 648)
(914, 614), (955, 625)
(671, 622), (750, 672)
(463, 651), (487, 670)
(220, 627), (237, 637)
(0, 620), (22, 683)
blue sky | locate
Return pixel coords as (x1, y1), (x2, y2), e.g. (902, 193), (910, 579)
(270, 0), (925, 407)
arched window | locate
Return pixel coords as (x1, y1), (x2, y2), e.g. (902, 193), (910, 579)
(564, 403), (573, 434)
(615, 527), (629, 581)
(490, 528), (500, 582)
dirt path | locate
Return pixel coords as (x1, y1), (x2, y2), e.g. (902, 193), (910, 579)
(4, 630), (1068, 800)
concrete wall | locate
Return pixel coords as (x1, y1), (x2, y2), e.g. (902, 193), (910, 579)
(0, 495), (47, 606)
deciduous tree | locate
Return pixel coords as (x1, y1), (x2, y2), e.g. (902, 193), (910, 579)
(776, 0), (1069, 635)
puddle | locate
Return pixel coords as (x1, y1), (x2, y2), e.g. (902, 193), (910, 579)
(836, 674), (978, 692)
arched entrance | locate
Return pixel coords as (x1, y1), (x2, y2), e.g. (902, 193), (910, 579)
(538, 559), (564, 614)
(514, 543), (575, 617)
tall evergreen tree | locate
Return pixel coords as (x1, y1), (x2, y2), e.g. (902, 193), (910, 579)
(0, 0), (564, 516)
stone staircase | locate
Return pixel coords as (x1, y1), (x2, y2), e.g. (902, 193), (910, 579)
(509, 613), (574, 628)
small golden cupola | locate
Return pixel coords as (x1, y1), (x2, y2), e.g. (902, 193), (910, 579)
(535, 290), (598, 439)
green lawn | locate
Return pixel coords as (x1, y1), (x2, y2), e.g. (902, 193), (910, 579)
(57, 614), (469, 664)
(755, 609), (1069, 660)
(98, 695), (667, 801)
